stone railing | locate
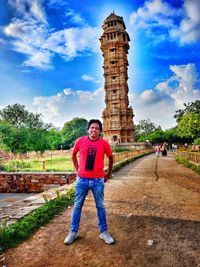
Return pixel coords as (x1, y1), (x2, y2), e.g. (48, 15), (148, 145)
(175, 150), (200, 165)
(105, 148), (153, 167)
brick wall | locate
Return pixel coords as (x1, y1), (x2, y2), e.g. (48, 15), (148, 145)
(0, 172), (76, 193)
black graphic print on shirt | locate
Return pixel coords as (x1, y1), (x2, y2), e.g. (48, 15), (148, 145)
(85, 146), (97, 171)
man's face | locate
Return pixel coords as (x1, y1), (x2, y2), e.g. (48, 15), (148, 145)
(88, 123), (101, 140)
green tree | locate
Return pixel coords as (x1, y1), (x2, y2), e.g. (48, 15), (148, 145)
(0, 121), (15, 152)
(162, 127), (182, 143)
(0, 104), (54, 153)
(174, 100), (200, 122)
(62, 117), (88, 149)
(177, 112), (200, 140)
(0, 103), (51, 129)
(134, 119), (160, 141)
(46, 128), (62, 150)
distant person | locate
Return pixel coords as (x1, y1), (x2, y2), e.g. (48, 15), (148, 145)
(184, 143), (188, 149)
(64, 119), (114, 245)
(161, 142), (167, 156)
(155, 144), (160, 157)
(171, 143), (175, 152)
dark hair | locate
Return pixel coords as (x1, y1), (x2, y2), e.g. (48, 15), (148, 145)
(87, 119), (103, 132)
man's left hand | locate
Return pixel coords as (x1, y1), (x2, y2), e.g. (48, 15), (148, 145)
(104, 174), (111, 182)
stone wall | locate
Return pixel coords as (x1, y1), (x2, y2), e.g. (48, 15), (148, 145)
(0, 172), (76, 193)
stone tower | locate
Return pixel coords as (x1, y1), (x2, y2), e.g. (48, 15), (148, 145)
(100, 12), (134, 145)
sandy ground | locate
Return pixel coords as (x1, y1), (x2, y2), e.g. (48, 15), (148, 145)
(1, 152), (200, 267)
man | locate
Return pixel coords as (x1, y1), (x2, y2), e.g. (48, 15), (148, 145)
(64, 119), (114, 245)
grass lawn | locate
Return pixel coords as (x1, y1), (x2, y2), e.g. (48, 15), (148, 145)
(3, 156), (74, 172)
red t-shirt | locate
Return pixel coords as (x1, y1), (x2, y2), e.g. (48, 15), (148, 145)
(72, 136), (112, 178)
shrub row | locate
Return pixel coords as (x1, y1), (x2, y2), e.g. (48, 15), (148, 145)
(174, 154), (200, 174)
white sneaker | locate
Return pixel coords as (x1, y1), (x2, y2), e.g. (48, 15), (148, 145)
(64, 231), (78, 245)
(100, 231), (115, 244)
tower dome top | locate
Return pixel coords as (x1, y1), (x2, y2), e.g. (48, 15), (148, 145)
(103, 12), (125, 27)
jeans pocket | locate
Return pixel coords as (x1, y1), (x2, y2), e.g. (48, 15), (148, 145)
(97, 178), (104, 184)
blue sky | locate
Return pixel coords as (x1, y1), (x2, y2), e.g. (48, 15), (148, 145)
(0, 0), (200, 129)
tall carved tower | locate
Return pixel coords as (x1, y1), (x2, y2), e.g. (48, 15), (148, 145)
(100, 12), (134, 144)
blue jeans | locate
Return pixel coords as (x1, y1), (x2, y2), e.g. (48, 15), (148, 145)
(70, 177), (107, 233)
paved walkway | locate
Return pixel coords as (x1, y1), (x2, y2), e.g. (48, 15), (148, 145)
(1, 152), (200, 267)
(0, 185), (72, 226)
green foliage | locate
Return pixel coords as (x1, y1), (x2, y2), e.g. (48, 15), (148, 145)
(0, 105), (64, 153)
(111, 146), (130, 153)
(174, 100), (200, 123)
(194, 138), (200, 145)
(0, 103), (51, 129)
(174, 154), (200, 174)
(0, 121), (15, 152)
(4, 160), (31, 172)
(46, 128), (62, 150)
(177, 112), (200, 139)
(0, 186), (76, 251)
(62, 117), (88, 149)
(134, 119), (162, 142)
(135, 119), (158, 136)
(3, 156), (74, 172)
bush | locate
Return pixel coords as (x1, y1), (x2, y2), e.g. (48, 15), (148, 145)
(111, 146), (130, 153)
(4, 160), (31, 172)
(194, 138), (200, 145)
(174, 154), (200, 174)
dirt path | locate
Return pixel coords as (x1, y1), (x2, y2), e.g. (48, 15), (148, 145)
(2, 153), (200, 267)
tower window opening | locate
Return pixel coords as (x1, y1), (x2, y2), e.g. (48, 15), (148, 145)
(111, 60), (116, 64)
(110, 48), (116, 52)
(113, 90), (116, 94)
(112, 76), (116, 80)
(113, 135), (118, 141)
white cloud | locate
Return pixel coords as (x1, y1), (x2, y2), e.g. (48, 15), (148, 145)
(23, 50), (53, 69)
(140, 89), (162, 104)
(82, 74), (95, 81)
(81, 74), (101, 83)
(3, 1), (100, 69)
(63, 88), (73, 95)
(130, 63), (200, 129)
(170, 0), (200, 44)
(129, 0), (200, 44)
(169, 64), (200, 108)
(3, 16), (100, 67)
(44, 27), (100, 60)
(8, 0), (47, 23)
(129, 0), (181, 29)
(65, 9), (86, 25)
(32, 87), (105, 127)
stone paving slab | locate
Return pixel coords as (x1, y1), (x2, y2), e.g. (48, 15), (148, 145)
(0, 184), (73, 226)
